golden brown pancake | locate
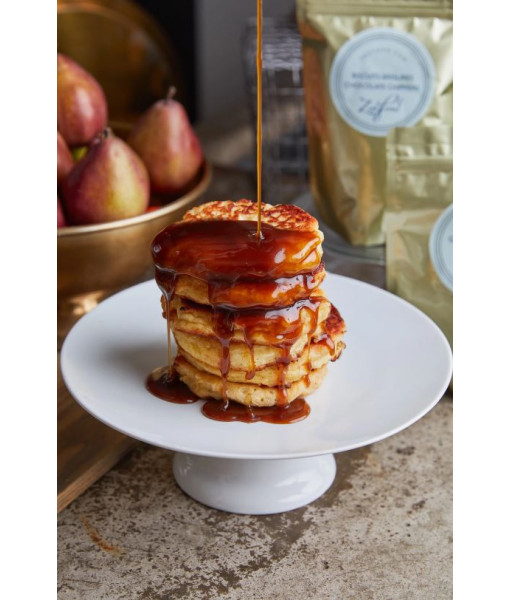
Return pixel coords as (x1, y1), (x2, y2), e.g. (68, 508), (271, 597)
(174, 355), (328, 407)
(178, 332), (345, 386)
(153, 199), (327, 309)
(183, 199), (323, 236)
(172, 306), (346, 375)
(168, 264), (326, 309)
(167, 292), (331, 345)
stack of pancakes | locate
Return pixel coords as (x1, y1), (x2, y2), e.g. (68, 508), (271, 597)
(154, 200), (346, 408)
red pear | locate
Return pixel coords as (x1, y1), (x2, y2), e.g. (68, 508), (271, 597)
(57, 131), (74, 185)
(62, 129), (150, 225)
(57, 54), (108, 147)
(57, 196), (67, 228)
(128, 88), (203, 195)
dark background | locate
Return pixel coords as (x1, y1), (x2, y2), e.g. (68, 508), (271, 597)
(135, 0), (296, 123)
(135, 1), (197, 120)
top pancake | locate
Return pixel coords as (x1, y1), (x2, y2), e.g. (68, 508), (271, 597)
(183, 199), (323, 237)
(153, 199), (326, 308)
(168, 291), (331, 346)
(165, 264), (325, 309)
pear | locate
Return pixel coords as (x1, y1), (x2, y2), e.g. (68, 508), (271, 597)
(57, 54), (108, 147)
(62, 128), (150, 225)
(57, 196), (67, 228)
(128, 88), (203, 195)
(57, 131), (74, 185)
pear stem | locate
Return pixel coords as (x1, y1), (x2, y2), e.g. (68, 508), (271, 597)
(166, 86), (177, 101)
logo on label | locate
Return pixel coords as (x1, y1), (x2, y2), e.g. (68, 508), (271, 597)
(429, 204), (453, 292)
(329, 28), (435, 137)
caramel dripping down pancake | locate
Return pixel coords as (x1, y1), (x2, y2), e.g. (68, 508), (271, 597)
(175, 307), (346, 388)
(171, 304), (346, 377)
(150, 199), (346, 410)
(164, 264), (326, 309)
(165, 292), (331, 346)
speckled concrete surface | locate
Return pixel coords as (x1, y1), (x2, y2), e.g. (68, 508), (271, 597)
(58, 397), (452, 599)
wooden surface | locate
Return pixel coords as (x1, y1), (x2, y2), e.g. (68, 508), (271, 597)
(57, 357), (137, 513)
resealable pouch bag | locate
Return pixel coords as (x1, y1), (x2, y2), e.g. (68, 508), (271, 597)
(383, 125), (452, 347)
(297, 0), (453, 245)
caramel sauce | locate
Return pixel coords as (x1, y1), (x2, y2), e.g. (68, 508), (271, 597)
(177, 296), (324, 407)
(256, 0), (263, 237)
(232, 296), (323, 343)
(202, 397), (310, 424)
(152, 220), (323, 310)
(156, 264), (323, 310)
(314, 306), (343, 359)
(235, 297), (322, 406)
(210, 269), (323, 310)
(164, 296), (173, 374)
(211, 308), (235, 400)
(146, 367), (198, 404)
(243, 328), (256, 380)
(152, 220), (322, 282)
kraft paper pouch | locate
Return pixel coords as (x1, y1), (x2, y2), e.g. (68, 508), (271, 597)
(383, 125), (452, 347)
(297, 0), (453, 245)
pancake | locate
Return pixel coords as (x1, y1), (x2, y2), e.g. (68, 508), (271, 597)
(178, 331), (345, 386)
(153, 199), (326, 309)
(172, 306), (346, 374)
(174, 355), (328, 407)
(167, 264), (326, 309)
(167, 292), (331, 345)
(183, 199), (323, 236)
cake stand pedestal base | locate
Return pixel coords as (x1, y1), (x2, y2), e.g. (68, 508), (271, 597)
(173, 452), (336, 515)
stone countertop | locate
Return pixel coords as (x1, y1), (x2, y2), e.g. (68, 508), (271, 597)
(58, 164), (452, 599)
(57, 398), (452, 600)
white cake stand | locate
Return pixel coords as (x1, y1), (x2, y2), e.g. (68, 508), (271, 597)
(60, 274), (452, 515)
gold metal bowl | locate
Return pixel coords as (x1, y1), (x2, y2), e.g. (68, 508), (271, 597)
(58, 161), (212, 343)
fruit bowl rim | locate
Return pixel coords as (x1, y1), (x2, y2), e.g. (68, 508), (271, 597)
(58, 160), (212, 238)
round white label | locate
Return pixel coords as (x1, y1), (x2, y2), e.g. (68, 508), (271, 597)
(329, 28), (435, 137)
(429, 204), (453, 292)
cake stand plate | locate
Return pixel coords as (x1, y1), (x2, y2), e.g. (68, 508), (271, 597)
(61, 274), (452, 514)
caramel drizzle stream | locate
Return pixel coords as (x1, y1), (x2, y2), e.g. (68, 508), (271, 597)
(163, 291), (175, 376)
(256, 0), (263, 238)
